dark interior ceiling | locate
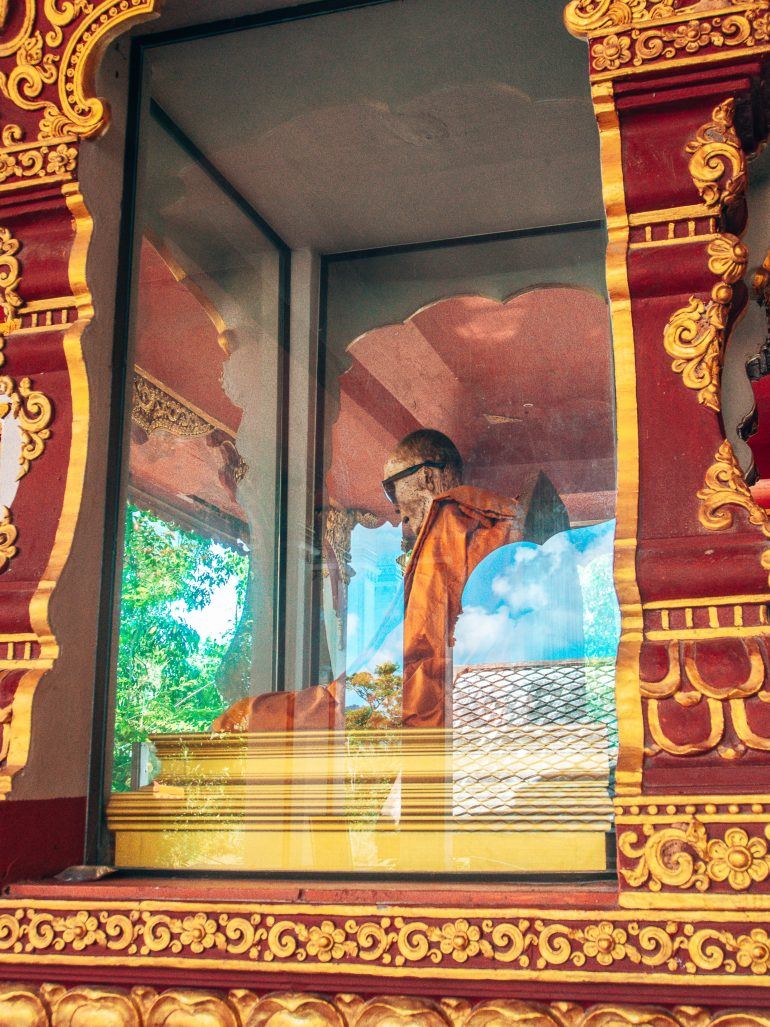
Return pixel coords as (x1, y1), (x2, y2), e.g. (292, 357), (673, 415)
(143, 0), (603, 252)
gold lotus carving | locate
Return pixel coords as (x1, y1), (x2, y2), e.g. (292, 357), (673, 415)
(4, 986), (770, 1027)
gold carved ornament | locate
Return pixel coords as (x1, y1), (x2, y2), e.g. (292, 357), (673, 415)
(132, 371), (216, 440)
(565, 3), (770, 78)
(619, 816), (770, 893)
(0, 376), (53, 573)
(8, 901), (770, 978)
(663, 234), (747, 412)
(641, 634), (770, 759)
(9, 987), (770, 1025)
(662, 101), (748, 412)
(4, 987), (770, 1027)
(0, 0), (159, 142)
(0, 225), (21, 346)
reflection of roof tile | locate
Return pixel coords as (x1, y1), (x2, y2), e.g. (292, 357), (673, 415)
(450, 659), (616, 818)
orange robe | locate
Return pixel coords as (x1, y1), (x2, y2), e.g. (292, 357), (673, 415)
(402, 486), (525, 728)
(212, 684), (343, 733)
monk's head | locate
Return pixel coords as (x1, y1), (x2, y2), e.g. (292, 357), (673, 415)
(383, 429), (463, 545)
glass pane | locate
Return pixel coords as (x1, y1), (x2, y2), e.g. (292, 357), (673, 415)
(109, 106), (286, 793)
(107, 0), (619, 876)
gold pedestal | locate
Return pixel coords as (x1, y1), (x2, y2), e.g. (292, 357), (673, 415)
(108, 727), (612, 873)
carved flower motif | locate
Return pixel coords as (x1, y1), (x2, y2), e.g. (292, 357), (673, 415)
(0, 153), (17, 182)
(736, 928), (770, 975)
(707, 828), (770, 890)
(671, 20), (711, 52)
(179, 913), (221, 953)
(581, 922), (628, 966)
(753, 12), (770, 41)
(435, 919), (488, 963)
(592, 34), (631, 71)
(305, 920), (347, 961)
(46, 143), (77, 176)
(60, 911), (102, 950)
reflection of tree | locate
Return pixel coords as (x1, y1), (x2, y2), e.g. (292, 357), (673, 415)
(112, 505), (249, 792)
(345, 661), (402, 730)
(345, 662), (402, 829)
(578, 554), (621, 659)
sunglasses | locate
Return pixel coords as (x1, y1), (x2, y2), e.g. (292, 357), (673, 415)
(382, 460), (446, 503)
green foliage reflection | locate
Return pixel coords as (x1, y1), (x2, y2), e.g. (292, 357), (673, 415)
(112, 504), (249, 793)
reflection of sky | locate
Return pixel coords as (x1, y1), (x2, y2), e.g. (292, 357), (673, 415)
(455, 520), (620, 665)
(344, 519), (621, 681)
(346, 521), (403, 675)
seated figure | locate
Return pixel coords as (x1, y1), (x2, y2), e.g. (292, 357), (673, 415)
(384, 429), (561, 727)
(214, 428), (566, 733)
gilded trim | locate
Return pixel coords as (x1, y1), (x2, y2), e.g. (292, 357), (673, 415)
(591, 80), (644, 796)
(5, 900), (770, 981)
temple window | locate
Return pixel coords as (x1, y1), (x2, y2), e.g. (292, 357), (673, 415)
(102, 0), (620, 876)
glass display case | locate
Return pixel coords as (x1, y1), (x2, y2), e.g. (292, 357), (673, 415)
(105, 0), (619, 875)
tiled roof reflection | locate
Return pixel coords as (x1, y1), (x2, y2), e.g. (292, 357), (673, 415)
(450, 658), (616, 818)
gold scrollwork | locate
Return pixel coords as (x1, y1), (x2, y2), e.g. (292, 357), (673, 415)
(662, 234), (746, 412)
(687, 99), (747, 211)
(0, 137), (77, 191)
(698, 439), (770, 537)
(619, 819), (710, 892)
(620, 819), (770, 893)
(5, 902), (770, 974)
(574, 7), (770, 78)
(0, 376), (53, 480)
(0, 506), (18, 573)
(564, 0), (675, 37)
(0, 226), (21, 346)
(0, 0), (158, 143)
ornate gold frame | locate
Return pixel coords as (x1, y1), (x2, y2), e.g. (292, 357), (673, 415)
(2, 0), (770, 1010)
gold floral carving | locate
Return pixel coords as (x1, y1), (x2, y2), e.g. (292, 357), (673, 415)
(4, 988), (770, 1027)
(687, 100), (747, 211)
(661, 104), (749, 412)
(6, 901), (770, 976)
(0, 0), (159, 794)
(0, 0), (158, 142)
(662, 235), (746, 412)
(640, 637), (770, 758)
(619, 818), (770, 892)
(565, 4), (770, 78)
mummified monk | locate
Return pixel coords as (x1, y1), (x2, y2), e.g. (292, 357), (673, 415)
(213, 428), (565, 733)
(384, 429), (535, 728)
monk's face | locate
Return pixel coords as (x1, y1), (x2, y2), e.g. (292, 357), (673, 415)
(388, 464), (447, 546)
